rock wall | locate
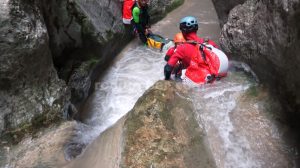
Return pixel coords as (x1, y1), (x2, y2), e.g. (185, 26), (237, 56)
(0, 0), (69, 139)
(0, 0), (182, 138)
(215, 0), (300, 128)
(149, 0), (185, 22)
(211, 0), (246, 26)
(39, 0), (131, 113)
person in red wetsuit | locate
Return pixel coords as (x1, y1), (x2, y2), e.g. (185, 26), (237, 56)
(164, 16), (218, 80)
(164, 32), (186, 79)
(122, 0), (136, 25)
(165, 32), (186, 61)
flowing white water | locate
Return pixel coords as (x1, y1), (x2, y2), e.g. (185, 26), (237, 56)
(81, 45), (166, 142)
(187, 63), (295, 167)
(64, 0), (296, 167)
(191, 73), (257, 168)
(64, 44), (168, 160)
(67, 44), (295, 167)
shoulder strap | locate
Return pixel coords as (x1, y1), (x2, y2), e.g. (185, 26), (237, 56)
(198, 44), (207, 61)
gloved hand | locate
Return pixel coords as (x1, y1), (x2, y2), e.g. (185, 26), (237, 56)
(164, 64), (173, 80)
(164, 55), (170, 61)
(206, 74), (215, 83)
(145, 28), (152, 35)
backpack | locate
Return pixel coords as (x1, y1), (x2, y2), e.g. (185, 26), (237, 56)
(185, 43), (228, 84)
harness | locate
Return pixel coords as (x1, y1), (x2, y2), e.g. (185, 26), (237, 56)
(186, 41), (217, 83)
(184, 40), (211, 64)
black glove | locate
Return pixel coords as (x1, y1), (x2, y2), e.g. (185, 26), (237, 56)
(164, 64), (173, 80)
(164, 55), (170, 62)
(206, 74), (215, 83)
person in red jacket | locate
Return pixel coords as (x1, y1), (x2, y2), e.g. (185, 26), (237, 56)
(164, 32), (186, 79)
(165, 32), (186, 61)
(164, 16), (218, 81)
(122, 0), (136, 24)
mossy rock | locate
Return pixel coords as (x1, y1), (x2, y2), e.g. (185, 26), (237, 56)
(121, 80), (216, 168)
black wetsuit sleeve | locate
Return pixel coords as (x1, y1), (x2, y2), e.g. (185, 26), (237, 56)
(164, 55), (170, 61)
(164, 64), (173, 80)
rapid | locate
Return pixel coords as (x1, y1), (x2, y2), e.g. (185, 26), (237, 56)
(64, 0), (297, 167)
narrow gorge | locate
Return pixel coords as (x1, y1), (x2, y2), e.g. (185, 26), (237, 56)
(0, 0), (299, 167)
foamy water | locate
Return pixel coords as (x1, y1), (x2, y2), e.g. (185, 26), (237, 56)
(189, 66), (295, 167)
(191, 75), (256, 167)
(64, 45), (167, 156)
(64, 43), (296, 167)
(63, 0), (296, 165)
(88, 46), (166, 130)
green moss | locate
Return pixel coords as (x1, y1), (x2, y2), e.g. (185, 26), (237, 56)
(126, 114), (143, 136)
(154, 150), (169, 162)
(76, 58), (100, 74)
(81, 19), (95, 36)
(190, 134), (204, 146)
(105, 30), (114, 41)
(246, 85), (259, 97)
(159, 108), (175, 131)
(123, 110), (144, 154)
(87, 58), (99, 67)
(0, 109), (63, 146)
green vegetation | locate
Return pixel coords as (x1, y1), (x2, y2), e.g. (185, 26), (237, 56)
(105, 30), (114, 41)
(158, 104), (175, 131)
(246, 85), (258, 97)
(0, 108), (63, 146)
(78, 58), (100, 74)
(122, 109), (144, 155)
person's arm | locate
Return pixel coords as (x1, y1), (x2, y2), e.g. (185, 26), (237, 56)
(168, 46), (184, 67)
(164, 47), (175, 61)
(165, 47), (184, 80)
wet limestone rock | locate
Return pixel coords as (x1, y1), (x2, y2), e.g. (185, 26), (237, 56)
(149, 0), (184, 22)
(217, 0), (300, 128)
(121, 81), (216, 168)
(0, 0), (69, 138)
(2, 121), (77, 168)
(211, 0), (246, 26)
(65, 81), (216, 168)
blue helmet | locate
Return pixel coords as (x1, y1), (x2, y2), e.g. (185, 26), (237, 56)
(179, 16), (198, 33)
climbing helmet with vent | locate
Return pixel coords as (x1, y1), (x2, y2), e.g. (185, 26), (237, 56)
(179, 16), (198, 33)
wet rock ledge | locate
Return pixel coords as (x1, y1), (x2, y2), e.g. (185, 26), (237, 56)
(66, 81), (216, 168)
